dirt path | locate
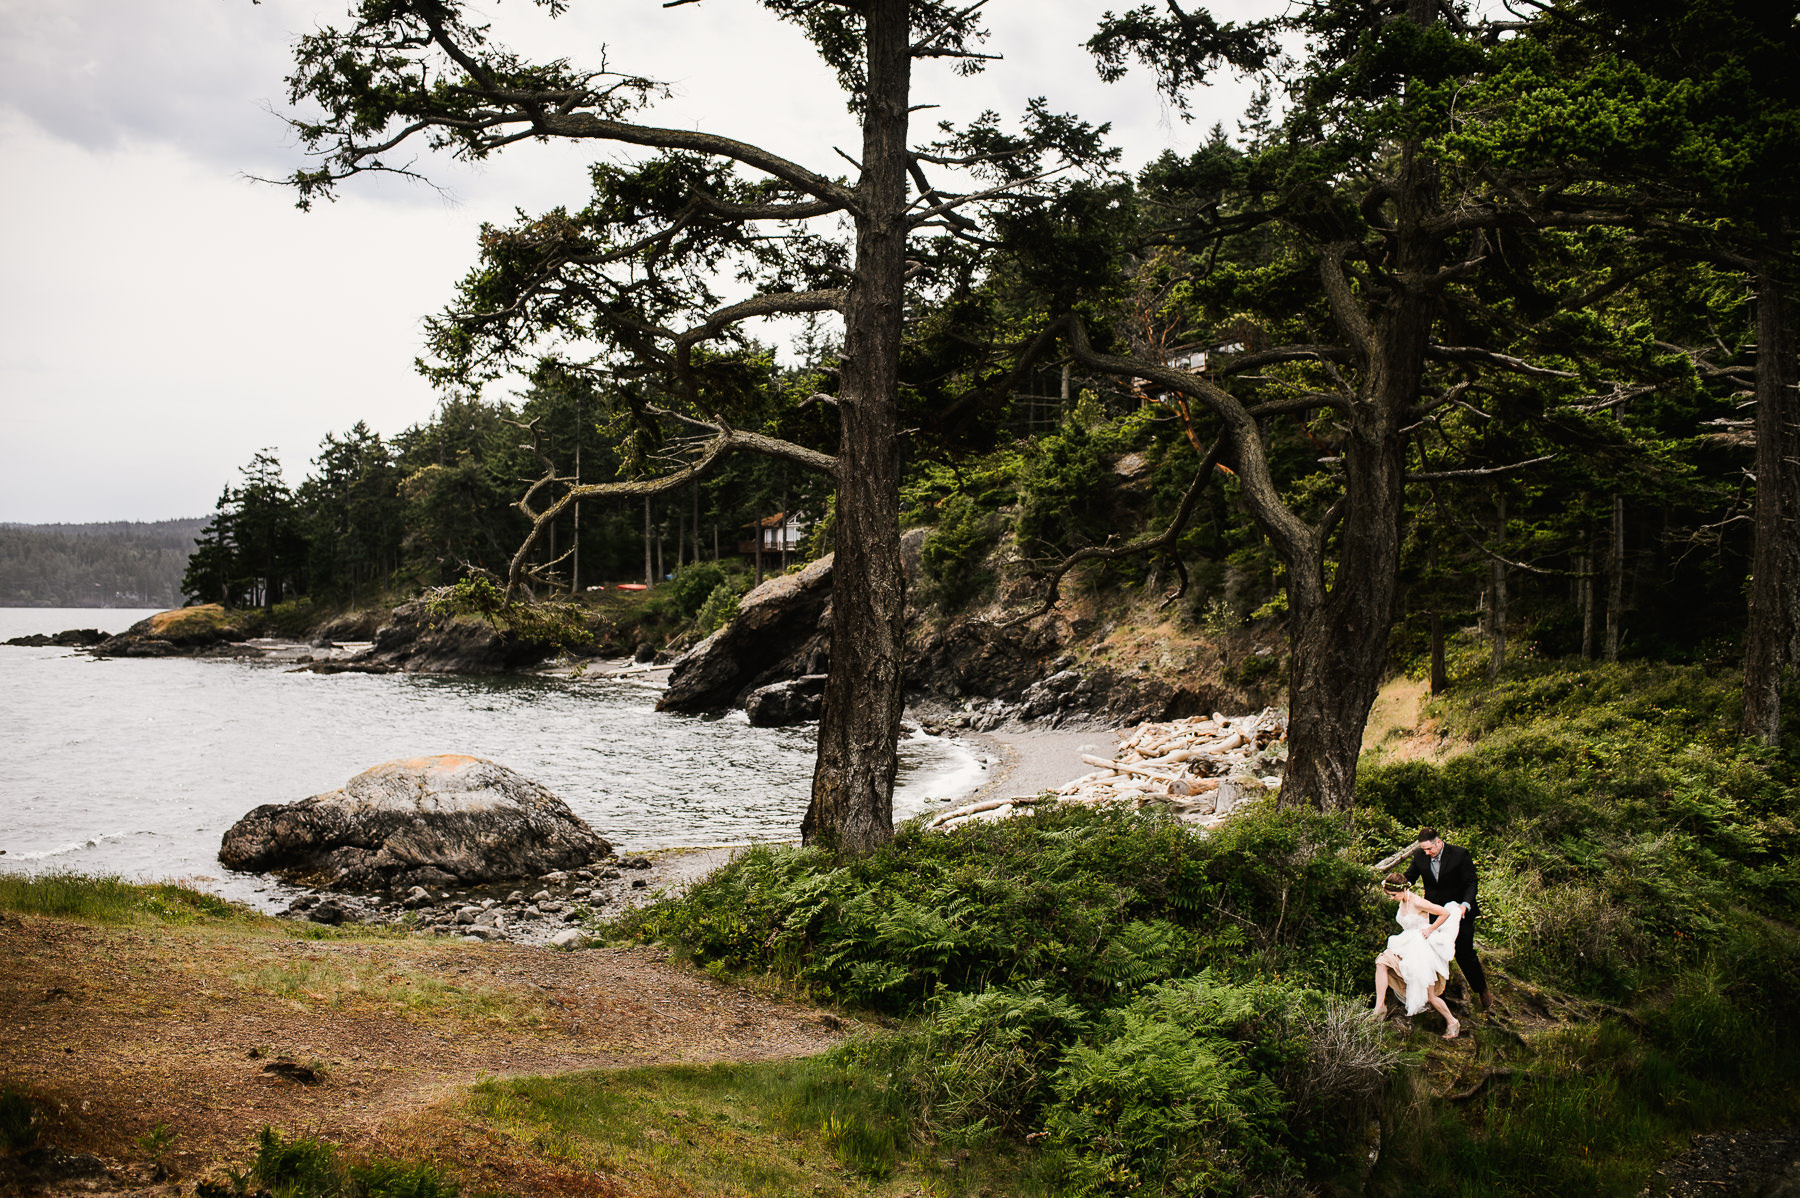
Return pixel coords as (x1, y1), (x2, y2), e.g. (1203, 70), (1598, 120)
(0, 912), (846, 1185)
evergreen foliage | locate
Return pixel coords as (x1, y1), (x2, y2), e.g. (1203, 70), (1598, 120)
(0, 520), (203, 608)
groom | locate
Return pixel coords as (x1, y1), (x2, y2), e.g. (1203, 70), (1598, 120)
(1404, 827), (1492, 1011)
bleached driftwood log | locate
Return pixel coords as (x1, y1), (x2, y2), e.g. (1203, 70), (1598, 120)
(930, 707), (1288, 831)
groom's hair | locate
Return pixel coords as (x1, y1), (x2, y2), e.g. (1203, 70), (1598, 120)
(1417, 826), (1441, 843)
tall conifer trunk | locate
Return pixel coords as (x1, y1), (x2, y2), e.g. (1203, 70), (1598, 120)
(1279, 133), (1437, 812)
(1743, 226), (1800, 744)
(801, 0), (909, 852)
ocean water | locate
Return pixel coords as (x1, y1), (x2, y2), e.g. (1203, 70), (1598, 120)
(0, 608), (989, 908)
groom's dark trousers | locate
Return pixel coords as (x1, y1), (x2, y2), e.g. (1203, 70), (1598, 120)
(1405, 844), (1489, 996)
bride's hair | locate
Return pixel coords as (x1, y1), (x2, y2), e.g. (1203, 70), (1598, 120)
(1382, 872), (1410, 893)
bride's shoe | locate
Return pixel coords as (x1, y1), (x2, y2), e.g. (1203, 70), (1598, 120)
(1442, 1016), (1461, 1040)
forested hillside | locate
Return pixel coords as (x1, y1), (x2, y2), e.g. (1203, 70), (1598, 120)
(0, 520), (205, 608)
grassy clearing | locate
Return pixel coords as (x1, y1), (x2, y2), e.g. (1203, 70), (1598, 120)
(228, 954), (551, 1028)
(0, 871), (549, 1028)
(466, 1056), (1050, 1198)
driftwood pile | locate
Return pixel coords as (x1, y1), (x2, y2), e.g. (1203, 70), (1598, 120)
(930, 708), (1288, 832)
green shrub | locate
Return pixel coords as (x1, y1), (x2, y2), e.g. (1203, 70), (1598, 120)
(1015, 419), (1110, 556)
(694, 579), (745, 637)
(664, 560), (729, 619)
(614, 804), (1382, 1015)
(252, 1128), (344, 1198)
(1044, 975), (1307, 1196)
(270, 597), (320, 638)
(898, 981), (1091, 1139)
(919, 493), (1001, 611)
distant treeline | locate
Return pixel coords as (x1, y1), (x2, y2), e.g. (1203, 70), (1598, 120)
(0, 520), (206, 608)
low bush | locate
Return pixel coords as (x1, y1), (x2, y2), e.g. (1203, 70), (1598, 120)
(693, 579), (744, 637)
(664, 560), (730, 619)
(919, 494), (1002, 611)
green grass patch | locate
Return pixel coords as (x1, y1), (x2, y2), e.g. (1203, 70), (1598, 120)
(0, 871), (263, 927)
(468, 1057), (1051, 1198)
(240, 1127), (458, 1198)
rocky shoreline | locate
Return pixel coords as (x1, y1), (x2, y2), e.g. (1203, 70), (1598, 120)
(9, 543), (1285, 732)
(271, 847), (725, 947)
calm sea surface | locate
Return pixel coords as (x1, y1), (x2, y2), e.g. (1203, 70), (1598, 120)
(0, 608), (988, 909)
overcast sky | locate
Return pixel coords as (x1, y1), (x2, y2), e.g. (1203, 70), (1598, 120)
(0, 0), (1269, 524)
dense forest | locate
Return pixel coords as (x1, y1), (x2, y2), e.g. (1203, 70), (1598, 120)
(255, 0), (1798, 846)
(3, 3), (1796, 1195)
(179, 397), (824, 615)
(0, 520), (206, 608)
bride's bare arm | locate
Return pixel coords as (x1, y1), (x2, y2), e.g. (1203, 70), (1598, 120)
(1406, 893), (1455, 937)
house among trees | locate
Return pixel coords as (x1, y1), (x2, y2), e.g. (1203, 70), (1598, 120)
(738, 512), (807, 558)
(739, 512), (807, 582)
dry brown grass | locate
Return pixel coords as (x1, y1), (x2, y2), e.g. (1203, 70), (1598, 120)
(0, 913), (847, 1186)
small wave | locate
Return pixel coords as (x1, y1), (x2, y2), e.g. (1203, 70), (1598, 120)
(894, 732), (987, 819)
(12, 830), (137, 860)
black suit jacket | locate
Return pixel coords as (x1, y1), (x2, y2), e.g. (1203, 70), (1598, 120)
(1405, 843), (1480, 918)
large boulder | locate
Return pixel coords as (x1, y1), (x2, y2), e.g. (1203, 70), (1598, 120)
(744, 674), (827, 727)
(657, 554), (836, 713)
(219, 754), (611, 890)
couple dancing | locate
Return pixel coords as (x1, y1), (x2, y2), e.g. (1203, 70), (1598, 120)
(1371, 827), (1491, 1040)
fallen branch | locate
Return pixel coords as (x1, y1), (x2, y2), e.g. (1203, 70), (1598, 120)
(1373, 843), (1421, 872)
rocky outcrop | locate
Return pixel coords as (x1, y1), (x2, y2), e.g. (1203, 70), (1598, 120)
(4, 627), (105, 647)
(310, 609), (385, 646)
(91, 604), (265, 657)
(219, 754), (612, 890)
(657, 554), (836, 713)
(907, 616), (1068, 705)
(328, 599), (555, 673)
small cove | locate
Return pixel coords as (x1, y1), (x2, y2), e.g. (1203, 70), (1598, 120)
(0, 608), (990, 909)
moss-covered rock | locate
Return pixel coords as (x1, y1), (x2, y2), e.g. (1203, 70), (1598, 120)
(92, 604), (267, 656)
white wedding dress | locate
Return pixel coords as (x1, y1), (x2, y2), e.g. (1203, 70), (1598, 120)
(1384, 901), (1464, 1014)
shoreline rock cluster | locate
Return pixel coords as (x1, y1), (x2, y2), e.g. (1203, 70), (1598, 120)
(930, 708), (1288, 831)
(275, 855), (660, 946)
(2, 628), (105, 647)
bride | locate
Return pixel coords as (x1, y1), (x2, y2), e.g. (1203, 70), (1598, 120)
(1372, 871), (1465, 1039)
